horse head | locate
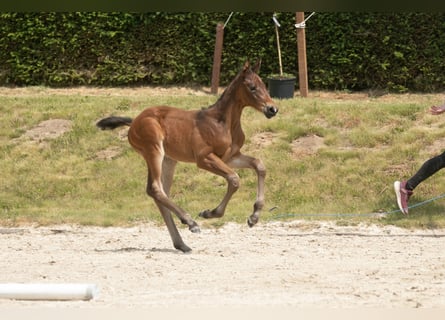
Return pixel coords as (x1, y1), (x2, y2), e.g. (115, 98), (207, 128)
(241, 60), (279, 119)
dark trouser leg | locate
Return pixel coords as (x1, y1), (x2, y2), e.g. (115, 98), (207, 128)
(406, 151), (445, 190)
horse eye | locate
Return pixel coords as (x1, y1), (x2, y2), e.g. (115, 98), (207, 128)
(249, 85), (257, 93)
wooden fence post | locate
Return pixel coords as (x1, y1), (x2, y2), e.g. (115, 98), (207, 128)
(211, 22), (224, 95)
(296, 12), (309, 97)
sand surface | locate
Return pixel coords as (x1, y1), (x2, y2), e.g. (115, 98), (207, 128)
(0, 220), (444, 308)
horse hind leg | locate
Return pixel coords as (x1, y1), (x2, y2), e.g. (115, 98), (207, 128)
(147, 156), (199, 252)
(142, 143), (200, 228)
(154, 200), (192, 253)
(156, 157), (192, 253)
(146, 180), (200, 234)
(130, 118), (199, 251)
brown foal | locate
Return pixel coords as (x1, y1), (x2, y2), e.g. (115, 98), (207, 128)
(97, 61), (278, 252)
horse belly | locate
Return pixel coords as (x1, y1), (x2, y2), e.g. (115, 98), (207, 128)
(162, 131), (197, 163)
(164, 146), (195, 163)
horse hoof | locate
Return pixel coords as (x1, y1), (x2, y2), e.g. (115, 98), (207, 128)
(199, 209), (211, 218)
(247, 216), (258, 227)
(175, 243), (192, 253)
(189, 225), (201, 233)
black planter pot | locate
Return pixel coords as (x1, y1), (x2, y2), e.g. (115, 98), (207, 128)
(268, 77), (296, 99)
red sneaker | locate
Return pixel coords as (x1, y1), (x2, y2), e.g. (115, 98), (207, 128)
(394, 181), (413, 215)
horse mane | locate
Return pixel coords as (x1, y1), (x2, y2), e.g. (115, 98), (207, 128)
(203, 68), (245, 110)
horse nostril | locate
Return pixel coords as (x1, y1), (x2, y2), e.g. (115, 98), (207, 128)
(264, 105), (278, 118)
(268, 106), (278, 115)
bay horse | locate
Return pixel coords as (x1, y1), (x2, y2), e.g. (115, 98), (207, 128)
(96, 60), (278, 253)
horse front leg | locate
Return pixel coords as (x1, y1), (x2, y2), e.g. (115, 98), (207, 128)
(197, 153), (240, 219)
(228, 154), (266, 227)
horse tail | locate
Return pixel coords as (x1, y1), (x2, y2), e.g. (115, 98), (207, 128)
(96, 116), (133, 130)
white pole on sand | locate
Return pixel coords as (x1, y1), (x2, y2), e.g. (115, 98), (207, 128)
(0, 283), (99, 301)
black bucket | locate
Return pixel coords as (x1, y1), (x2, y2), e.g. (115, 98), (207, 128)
(268, 77), (296, 99)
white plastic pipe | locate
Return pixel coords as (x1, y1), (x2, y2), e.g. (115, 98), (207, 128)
(0, 283), (99, 301)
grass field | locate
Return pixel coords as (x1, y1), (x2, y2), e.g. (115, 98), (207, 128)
(1, 86), (445, 229)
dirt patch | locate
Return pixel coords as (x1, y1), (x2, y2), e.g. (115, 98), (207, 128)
(22, 119), (73, 143)
(95, 127), (129, 160)
(95, 146), (124, 160)
(291, 134), (326, 159)
(15, 117), (130, 160)
(0, 221), (444, 308)
(249, 132), (281, 149)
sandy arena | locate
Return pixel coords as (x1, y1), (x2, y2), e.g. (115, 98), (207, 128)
(0, 220), (444, 308)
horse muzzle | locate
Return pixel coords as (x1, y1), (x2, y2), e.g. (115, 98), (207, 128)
(263, 105), (278, 119)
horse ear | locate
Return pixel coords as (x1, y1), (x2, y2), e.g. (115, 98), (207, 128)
(252, 59), (261, 73)
(243, 60), (250, 71)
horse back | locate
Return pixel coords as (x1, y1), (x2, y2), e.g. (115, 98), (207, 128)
(129, 106), (203, 162)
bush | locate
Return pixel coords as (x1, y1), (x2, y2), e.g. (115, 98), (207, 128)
(0, 12), (444, 92)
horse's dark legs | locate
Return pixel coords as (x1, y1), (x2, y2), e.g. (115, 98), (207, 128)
(247, 157), (266, 227)
(229, 154), (266, 227)
(148, 156), (198, 253)
(198, 153), (240, 219)
(161, 157), (194, 252)
(199, 173), (240, 219)
(199, 153), (266, 227)
(154, 199), (192, 253)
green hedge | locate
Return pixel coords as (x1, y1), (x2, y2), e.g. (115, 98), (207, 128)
(1, 12), (444, 92)
(307, 12), (445, 92)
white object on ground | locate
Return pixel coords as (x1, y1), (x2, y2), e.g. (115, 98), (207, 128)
(0, 283), (99, 301)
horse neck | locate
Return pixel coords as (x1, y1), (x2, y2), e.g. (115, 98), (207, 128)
(211, 86), (245, 132)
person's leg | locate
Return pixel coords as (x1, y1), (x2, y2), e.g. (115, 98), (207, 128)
(406, 151), (445, 190)
(395, 151), (445, 214)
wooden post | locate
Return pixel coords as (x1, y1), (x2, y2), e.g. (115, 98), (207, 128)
(296, 12), (308, 97)
(211, 22), (224, 95)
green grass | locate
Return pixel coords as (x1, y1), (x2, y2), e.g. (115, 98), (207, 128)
(1, 88), (445, 229)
